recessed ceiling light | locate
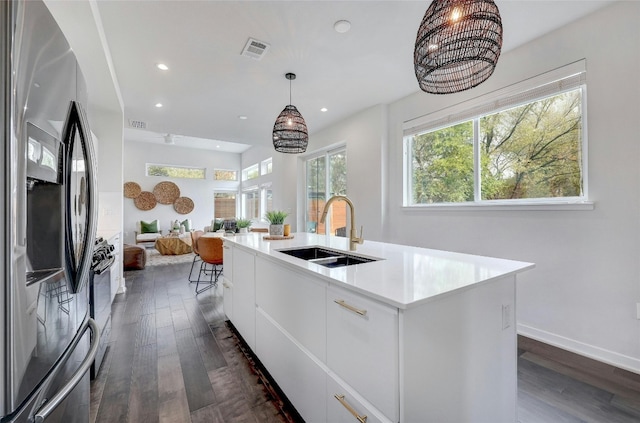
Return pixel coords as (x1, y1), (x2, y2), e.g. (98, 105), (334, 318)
(320, 107), (328, 112)
(155, 103), (163, 108)
(156, 63), (169, 71)
(238, 115), (248, 120)
(216, 145), (221, 148)
(334, 20), (351, 33)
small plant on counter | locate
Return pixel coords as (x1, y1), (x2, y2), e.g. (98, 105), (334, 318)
(265, 210), (289, 236)
(264, 210), (288, 225)
(235, 218), (252, 229)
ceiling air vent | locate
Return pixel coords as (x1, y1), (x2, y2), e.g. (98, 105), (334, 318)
(128, 119), (147, 129)
(241, 38), (270, 60)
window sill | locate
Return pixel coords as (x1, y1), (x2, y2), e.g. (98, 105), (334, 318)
(402, 200), (594, 212)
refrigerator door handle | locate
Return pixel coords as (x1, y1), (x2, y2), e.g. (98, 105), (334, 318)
(63, 101), (98, 292)
(32, 318), (100, 423)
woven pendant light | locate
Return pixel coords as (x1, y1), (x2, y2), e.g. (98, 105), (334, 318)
(272, 73), (308, 154)
(414, 0), (503, 94)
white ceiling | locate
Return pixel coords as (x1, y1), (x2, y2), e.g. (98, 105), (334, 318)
(94, 0), (615, 153)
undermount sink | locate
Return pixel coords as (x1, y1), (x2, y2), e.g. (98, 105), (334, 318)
(277, 246), (380, 268)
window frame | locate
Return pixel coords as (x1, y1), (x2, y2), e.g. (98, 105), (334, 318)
(304, 146), (348, 233)
(261, 158), (273, 175)
(402, 61), (593, 211)
(145, 163), (206, 179)
(213, 190), (238, 220)
(241, 185), (260, 220)
(242, 163), (259, 181)
(260, 183), (273, 218)
(213, 169), (238, 181)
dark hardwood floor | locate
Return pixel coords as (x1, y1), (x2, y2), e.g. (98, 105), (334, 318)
(91, 261), (640, 423)
(90, 261), (290, 423)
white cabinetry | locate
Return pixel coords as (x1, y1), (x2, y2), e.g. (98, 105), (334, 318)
(327, 374), (387, 423)
(254, 256), (329, 421)
(103, 232), (120, 303)
(222, 241), (233, 320)
(255, 257), (327, 360)
(256, 310), (327, 422)
(230, 246), (256, 350)
(400, 275), (517, 422)
(223, 235), (523, 423)
(327, 286), (399, 422)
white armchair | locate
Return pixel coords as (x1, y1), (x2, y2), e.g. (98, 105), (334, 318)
(135, 219), (163, 244)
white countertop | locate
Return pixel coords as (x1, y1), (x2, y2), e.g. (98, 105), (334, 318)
(223, 232), (534, 309)
(96, 230), (120, 241)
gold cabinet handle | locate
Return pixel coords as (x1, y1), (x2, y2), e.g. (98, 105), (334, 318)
(334, 394), (367, 423)
(334, 299), (367, 316)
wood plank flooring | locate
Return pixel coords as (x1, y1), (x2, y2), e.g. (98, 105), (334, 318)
(91, 261), (640, 423)
(90, 261), (289, 423)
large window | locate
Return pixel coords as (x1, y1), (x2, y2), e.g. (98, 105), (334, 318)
(404, 73), (585, 206)
(242, 188), (260, 220)
(214, 192), (236, 219)
(262, 186), (273, 214)
(146, 163), (205, 179)
(305, 148), (347, 235)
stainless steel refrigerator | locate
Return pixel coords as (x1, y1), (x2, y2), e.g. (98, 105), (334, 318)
(1, 1), (101, 422)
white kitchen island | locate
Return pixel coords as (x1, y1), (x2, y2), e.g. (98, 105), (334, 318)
(221, 233), (534, 423)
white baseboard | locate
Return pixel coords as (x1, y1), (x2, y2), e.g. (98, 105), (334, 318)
(518, 323), (640, 375)
(117, 277), (127, 294)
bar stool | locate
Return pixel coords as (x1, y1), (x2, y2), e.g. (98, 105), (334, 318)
(195, 236), (223, 294)
(188, 230), (204, 282)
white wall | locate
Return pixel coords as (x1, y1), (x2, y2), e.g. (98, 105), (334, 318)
(282, 105), (388, 241)
(243, 145), (299, 230)
(92, 109), (124, 235)
(385, 1), (640, 372)
(123, 141), (241, 243)
(275, 1), (640, 372)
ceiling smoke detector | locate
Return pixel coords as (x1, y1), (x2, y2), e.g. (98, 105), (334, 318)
(241, 38), (270, 60)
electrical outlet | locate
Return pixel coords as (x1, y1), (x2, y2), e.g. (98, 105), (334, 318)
(502, 304), (511, 330)
(636, 303), (640, 320)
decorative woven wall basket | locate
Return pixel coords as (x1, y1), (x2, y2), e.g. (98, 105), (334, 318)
(153, 181), (180, 205)
(134, 191), (157, 211)
(173, 196), (194, 214)
(123, 181), (142, 199)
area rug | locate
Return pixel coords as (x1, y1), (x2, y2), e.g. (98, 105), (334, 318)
(146, 248), (196, 267)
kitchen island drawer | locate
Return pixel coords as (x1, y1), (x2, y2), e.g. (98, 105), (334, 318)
(327, 286), (399, 422)
(256, 310), (327, 423)
(327, 373), (391, 423)
(255, 256), (327, 361)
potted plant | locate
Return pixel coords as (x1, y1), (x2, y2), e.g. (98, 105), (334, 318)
(236, 218), (252, 234)
(265, 210), (288, 236)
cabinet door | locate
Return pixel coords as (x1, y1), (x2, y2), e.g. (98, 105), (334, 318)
(108, 233), (120, 303)
(256, 310), (327, 423)
(222, 240), (233, 281)
(327, 286), (399, 422)
(222, 279), (233, 321)
(327, 374), (390, 423)
(255, 257), (326, 361)
(231, 246), (255, 350)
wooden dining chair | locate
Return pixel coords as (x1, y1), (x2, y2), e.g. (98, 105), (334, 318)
(195, 236), (223, 294)
(188, 230), (204, 282)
